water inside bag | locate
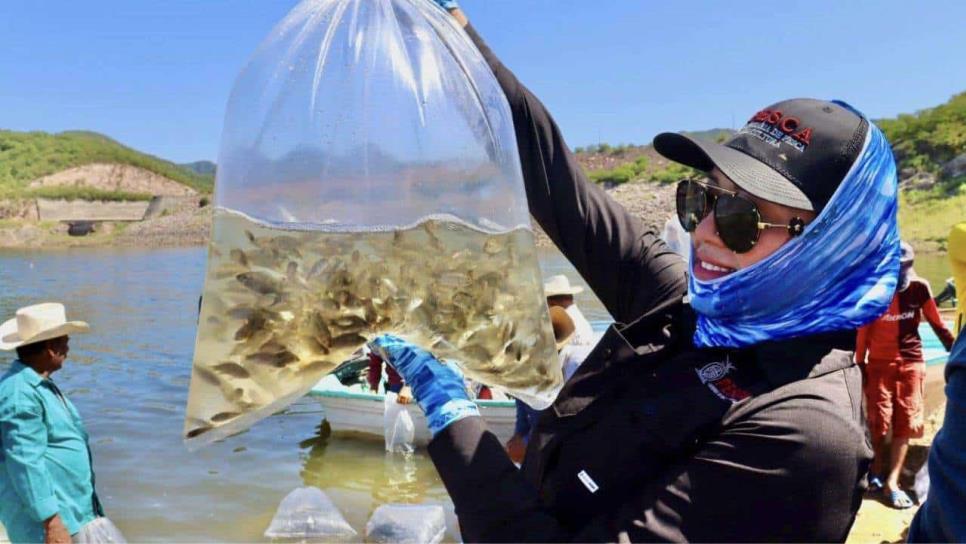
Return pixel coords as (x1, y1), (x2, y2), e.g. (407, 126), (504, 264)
(185, 0), (560, 445)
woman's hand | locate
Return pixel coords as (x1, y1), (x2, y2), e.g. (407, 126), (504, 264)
(368, 334), (479, 435)
(429, 0), (468, 27)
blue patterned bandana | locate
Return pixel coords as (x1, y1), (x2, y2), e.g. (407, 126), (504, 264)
(690, 106), (900, 348)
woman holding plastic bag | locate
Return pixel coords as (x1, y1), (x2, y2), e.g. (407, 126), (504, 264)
(367, 2), (902, 542)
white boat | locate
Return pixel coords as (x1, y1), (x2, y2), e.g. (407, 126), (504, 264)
(308, 375), (518, 447)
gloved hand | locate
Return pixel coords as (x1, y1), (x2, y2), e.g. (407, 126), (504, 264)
(368, 334), (479, 436)
(430, 0), (460, 11)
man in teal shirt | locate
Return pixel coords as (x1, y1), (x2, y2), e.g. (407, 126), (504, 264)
(0, 303), (103, 543)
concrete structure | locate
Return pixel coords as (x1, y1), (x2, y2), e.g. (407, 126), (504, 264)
(36, 199), (150, 222)
(0, 200), (40, 221)
(143, 195), (199, 219)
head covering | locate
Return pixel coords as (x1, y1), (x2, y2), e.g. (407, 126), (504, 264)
(899, 241), (915, 265)
(543, 275), (584, 297)
(685, 102), (900, 348)
(0, 303), (90, 351)
(549, 306), (576, 351)
(898, 241), (915, 291)
(655, 98), (869, 212)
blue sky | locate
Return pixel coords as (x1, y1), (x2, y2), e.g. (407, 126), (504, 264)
(1, 1), (964, 164)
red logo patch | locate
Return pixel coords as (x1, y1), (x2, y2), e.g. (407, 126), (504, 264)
(748, 109), (813, 146)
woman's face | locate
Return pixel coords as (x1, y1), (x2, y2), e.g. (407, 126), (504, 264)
(690, 168), (817, 282)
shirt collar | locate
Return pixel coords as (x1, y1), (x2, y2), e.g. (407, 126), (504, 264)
(746, 329), (857, 387)
(11, 360), (45, 388)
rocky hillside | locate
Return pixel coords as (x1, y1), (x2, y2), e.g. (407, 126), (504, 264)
(567, 94), (966, 251)
(878, 91), (966, 193)
(0, 130), (213, 200)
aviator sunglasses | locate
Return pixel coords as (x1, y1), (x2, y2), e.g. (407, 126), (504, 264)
(675, 178), (807, 253)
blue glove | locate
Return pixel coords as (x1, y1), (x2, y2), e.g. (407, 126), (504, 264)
(430, 0), (460, 11)
(368, 334), (479, 436)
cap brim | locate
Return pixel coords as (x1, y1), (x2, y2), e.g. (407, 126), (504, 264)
(654, 133), (814, 211)
(0, 320), (90, 351)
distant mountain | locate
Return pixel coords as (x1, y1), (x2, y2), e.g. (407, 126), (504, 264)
(180, 160), (217, 177)
(679, 128), (736, 143)
(0, 130), (214, 199)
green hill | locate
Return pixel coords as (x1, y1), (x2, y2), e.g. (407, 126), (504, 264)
(877, 91), (966, 194)
(180, 160), (217, 177)
(575, 94), (966, 249)
(0, 130), (214, 199)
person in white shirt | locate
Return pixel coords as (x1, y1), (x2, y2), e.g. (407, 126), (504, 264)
(543, 274), (597, 347)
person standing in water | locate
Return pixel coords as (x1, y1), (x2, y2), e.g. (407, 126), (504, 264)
(856, 241), (954, 508)
(366, 2), (900, 540)
(0, 303), (123, 544)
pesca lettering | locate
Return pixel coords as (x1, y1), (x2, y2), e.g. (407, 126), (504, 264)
(748, 109), (812, 146)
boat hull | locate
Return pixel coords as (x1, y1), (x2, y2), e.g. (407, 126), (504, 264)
(309, 380), (518, 447)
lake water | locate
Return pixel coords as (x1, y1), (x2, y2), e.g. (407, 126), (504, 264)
(0, 245), (952, 541)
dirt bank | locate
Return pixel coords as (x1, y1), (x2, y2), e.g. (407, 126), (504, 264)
(0, 181), (677, 250)
(0, 198), (210, 249)
(30, 163), (197, 196)
(0, 179), (952, 254)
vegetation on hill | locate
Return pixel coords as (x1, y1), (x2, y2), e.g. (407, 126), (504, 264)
(877, 91), (966, 196)
(0, 130), (214, 199)
(180, 160), (217, 177)
(573, 96), (966, 250)
(29, 186), (153, 202)
(878, 92), (966, 246)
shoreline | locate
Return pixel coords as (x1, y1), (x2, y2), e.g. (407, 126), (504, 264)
(0, 181), (950, 254)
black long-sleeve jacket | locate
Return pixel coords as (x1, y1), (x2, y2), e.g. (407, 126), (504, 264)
(426, 24), (872, 543)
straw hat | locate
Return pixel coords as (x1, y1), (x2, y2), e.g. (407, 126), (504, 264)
(900, 241), (915, 265)
(544, 275), (584, 297)
(0, 303), (89, 351)
(549, 306), (576, 351)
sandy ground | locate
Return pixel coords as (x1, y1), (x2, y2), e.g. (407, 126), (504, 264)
(846, 363), (946, 543)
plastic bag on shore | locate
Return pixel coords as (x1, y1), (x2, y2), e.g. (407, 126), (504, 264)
(914, 459), (930, 504)
(264, 487), (358, 542)
(383, 392), (415, 453)
(184, 0), (560, 448)
(72, 517), (127, 544)
(365, 504), (445, 544)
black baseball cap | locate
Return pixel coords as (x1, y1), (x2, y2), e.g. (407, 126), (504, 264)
(654, 98), (869, 212)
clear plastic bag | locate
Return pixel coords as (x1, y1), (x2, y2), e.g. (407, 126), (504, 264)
(914, 459), (930, 504)
(365, 504), (445, 544)
(264, 487), (358, 543)
(661, 215), (690, 262)
(383, 392), (415, 453)
(185, 0), (560, 446)
(72, 517), (127, 544)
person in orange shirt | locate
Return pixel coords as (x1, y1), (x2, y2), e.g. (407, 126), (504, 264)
(856, 242), (954, 508)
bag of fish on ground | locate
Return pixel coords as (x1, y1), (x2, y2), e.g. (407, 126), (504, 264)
(365, 504), (446, 544)
(264, 487), (357, 543)
(184, 0), (560, 445)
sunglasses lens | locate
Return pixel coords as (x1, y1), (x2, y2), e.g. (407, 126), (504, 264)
(714, 195), (760, 253)
(675, 180), (708, 232)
